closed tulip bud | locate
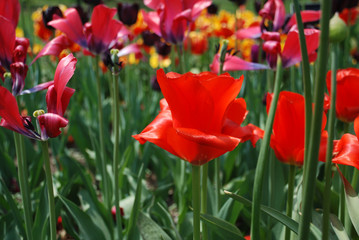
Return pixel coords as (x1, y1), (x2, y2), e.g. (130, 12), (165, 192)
(329, 13), (348, 43)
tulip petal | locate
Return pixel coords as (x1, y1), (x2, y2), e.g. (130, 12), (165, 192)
(236, 26), (262, 39)
(282, 28), (320, 68)
(157, 69), (244, 132)
(0, 0), (20, 28)
(285, 10), (321, 31)
(38, 113), (68, 139)
(53, 53), (77, 116)
(91, 5), (123, 52)
(210, 54), (269, 74)
(31, 35), (71, 64)
(332, 134), (359, 170)
(20, 81), (54, 95)
(141, 10), (161, 37)
(355, 117), (359, 140)
(0, 86), (39, 139)
(0, 16), (15, 70)
(48, 8), (86, 47)
(116, 43), (141, 57)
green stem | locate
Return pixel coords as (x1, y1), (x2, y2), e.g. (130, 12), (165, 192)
(293, 0), (313, 180)
(192, 165), (201, 240)
(201, 163), (208, 240)
(285, 165), (296, 240)
(251, 57), (283, 240)
(14, 133), (33, 240)
(95, 56), (110, 208)
(214, 159), (221, 214)
(41, 141), (56, 240)
(298, 0), (331, 238)
(111, 69), (122, 240)
(322, 44), (338, 240)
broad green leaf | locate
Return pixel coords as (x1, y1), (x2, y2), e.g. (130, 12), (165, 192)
(224, 190), (321, 239)
(58, 195), (106, 240)
(137, 211), (172, 240)
(337, 167), (359, 235)
(330, 214), (349, 240)
(200, 213), (245, 240)
(0, 178), (26, 238)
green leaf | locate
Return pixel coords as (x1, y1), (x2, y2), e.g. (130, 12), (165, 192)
(330, 214), (349, 240)
(0, 178), (26, 238)
(224, 190), (321, 239)
(58, 195), (106, 240)
(127, 164), (144, 238)
(137, 211), (172, 240)
(337, 167), (359, 235)
(200, 213), (245, 240)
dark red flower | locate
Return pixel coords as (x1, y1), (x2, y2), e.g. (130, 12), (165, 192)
(133, 69), (263, 165)
(42, 6), (63, 30)
(117, 3), (139, 26)
(267, 91), (327, 166)
(326, 68), (359, 122)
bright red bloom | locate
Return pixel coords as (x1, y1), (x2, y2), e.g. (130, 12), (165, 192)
(133, 69), (263, 165)
(268, 91), (327, 166)
(332, 133), (359, 170)
(184, 32), (208, 55)
(339, 8), (359, 25)
(142, 0), (211, 43)
(0, 54), (77, 140)
(326, 68), (359, 122)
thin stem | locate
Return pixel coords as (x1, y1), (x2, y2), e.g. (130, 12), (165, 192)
(112, 69), (122, 240)
(293, 0), (313, 181)
(298, 0), (331, 238)
(322, 43), (338, 240)
(95, 56), (110, 208)
(41, 141), (56, 240)
(192, 165), (201, 240)
(214, 159), (220, 214)
(201, 163), (208, 240)
(14, 133), (33, 240)
(285, 165), (296, 240)
(251, 57), (283, 240)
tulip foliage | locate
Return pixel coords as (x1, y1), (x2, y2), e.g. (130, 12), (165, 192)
(1, 0), (359, 240)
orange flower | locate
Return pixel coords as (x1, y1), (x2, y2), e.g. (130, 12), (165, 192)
(133, 69), (262, 165)
(184, 32), (208, 55)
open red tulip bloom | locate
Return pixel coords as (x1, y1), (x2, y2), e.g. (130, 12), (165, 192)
(267, 91), (327, 166)
(0, 54), (77, 140)
(142, 0), (211, 43)
(133, 69), (263, 165)
(326, 68), (359, 123)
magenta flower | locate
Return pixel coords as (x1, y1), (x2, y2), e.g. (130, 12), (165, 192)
(211, 27), (320, 73)
(142, 0), (211, 44)
(33, 4), (139, 65)
(259, 0), (285, 31)
(0, 54), (77, 140)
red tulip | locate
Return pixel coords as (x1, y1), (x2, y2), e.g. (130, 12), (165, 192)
(267, 91), (327, 166)
(33, 4), (137, 64)
(142, 0), (211, 43)
(332, 133), (359, 170)
(326, 68), (359, 122)
(0, 54), (77, 140)
(133, 69), (263, 165)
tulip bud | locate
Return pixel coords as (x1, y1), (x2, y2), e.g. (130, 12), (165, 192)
(329, 13), (348, 43)
(110, 49), (120, 74)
